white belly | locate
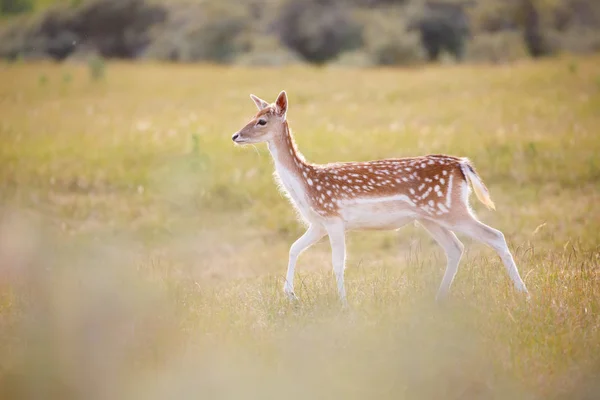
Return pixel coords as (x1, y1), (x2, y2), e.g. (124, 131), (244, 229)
(339, 195), (418, 231)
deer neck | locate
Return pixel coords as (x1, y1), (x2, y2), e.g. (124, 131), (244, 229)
(267, 121), (309, 178)
(267, 121), (315, 216)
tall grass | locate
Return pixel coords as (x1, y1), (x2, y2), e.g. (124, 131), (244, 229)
(0, 55), (599, 399)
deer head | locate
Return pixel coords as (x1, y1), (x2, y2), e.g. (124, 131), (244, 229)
(232, 90), (288, 145)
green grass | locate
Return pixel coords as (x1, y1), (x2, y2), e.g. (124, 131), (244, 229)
(0, 55), (599, 399)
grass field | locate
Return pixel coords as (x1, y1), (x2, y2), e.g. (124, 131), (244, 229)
(0, 55), (599, 399)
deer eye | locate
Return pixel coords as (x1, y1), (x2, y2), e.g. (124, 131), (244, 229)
(257, 119), (267, 126)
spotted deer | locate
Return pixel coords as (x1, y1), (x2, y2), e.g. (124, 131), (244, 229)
(232, 90), (529, 305)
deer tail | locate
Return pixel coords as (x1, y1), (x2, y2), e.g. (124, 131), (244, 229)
(460, 158), (496, 211)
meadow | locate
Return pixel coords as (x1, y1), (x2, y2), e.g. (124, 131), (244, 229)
(0, 55), (599, 399)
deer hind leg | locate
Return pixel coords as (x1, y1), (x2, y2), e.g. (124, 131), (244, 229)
(284, 224), (326, 300)
(418, 219), (464, 301)
(325, 221), (348, 307)
(454, 214), (529, 295)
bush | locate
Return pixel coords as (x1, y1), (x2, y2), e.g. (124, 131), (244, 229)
(468, 0), (600, 60)
(180, 6), (249, 63)
(411, 3), (471, 62)
(0, 19), (47, 61)
(360, 8), (423, 66)
(234, 34), (304, 67)
(0, 0), (33, 15)
(466, 31), (529, 63)
(0, 0), (167, 61)
(68, 0), (167, 58)
(521, 0), (554, 57)
(144, 1), (251, 63)
(548, 26), (600, 54)
(275, 0), (363, 64)
(469, 1), (519, 33)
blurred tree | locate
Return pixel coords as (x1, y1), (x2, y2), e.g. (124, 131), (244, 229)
(69, 0), (166, 58)
(411, 2), (471, 62)
(276, 0), (363, 64)
(360, 7), (423, 65)
(2, 0), (600, 63)
(507, 0), (558, 57)
(521, 0), (551, 57)
(0, 0), (33, 14)
(144, 0), (251, 63)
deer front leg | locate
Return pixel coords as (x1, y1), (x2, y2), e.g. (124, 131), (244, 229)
(284, 224), (326, 300)
(325, 221), (348, 306)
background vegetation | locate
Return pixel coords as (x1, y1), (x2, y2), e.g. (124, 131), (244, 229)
(1, 0), (599, 66)
(0, 52), (599, 398)
(1, 0), (599, 398)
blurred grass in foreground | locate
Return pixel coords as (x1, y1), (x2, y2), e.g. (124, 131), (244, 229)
(0, 55), (599, 399)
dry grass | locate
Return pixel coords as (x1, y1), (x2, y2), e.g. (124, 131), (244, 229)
(0, 55), (599, 399)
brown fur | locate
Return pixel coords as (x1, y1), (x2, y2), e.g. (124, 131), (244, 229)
(266, 121), (468, 218)
(233, 92), (492, 221)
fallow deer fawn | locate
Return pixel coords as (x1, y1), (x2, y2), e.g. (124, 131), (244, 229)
(232, 90), (529, 305)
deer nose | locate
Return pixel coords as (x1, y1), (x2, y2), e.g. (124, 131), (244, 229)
(232, 133), (240, 142)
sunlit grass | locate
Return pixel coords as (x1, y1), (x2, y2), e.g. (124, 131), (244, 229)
(0, 55), (599, 399)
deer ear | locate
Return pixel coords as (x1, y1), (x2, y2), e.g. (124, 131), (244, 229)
(250, 94), (270, 111)
(275, 90), (288, 118)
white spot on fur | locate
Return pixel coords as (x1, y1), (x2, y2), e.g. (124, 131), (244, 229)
(445, 174), (453, 207)
(420, 187), (432, 199)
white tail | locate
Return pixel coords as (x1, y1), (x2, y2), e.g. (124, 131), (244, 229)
(232, 91), (529, 305)
(460, 159), (495, 211)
